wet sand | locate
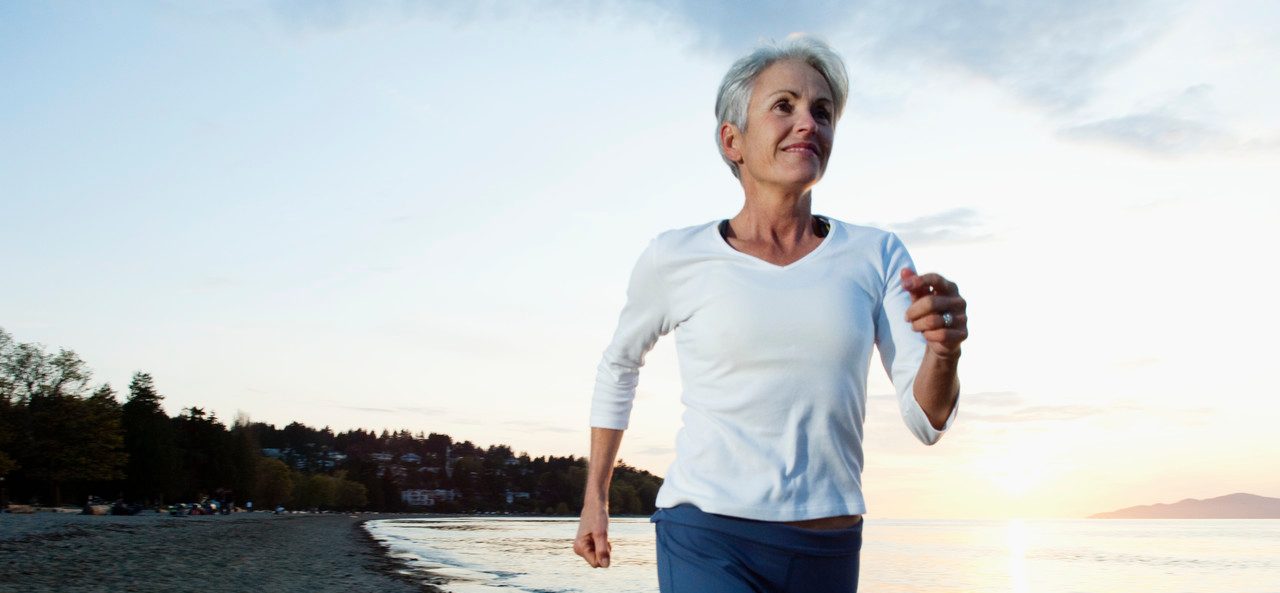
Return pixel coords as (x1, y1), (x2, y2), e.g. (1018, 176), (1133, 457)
(0, 510), (446, 593)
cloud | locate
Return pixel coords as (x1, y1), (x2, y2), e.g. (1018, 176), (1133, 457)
(956, 391), (1129, 424)
(264, 0), (613, 33)
(1110, 357), (1162, 369)
(267, 0), (461, 31)
(878, 389), (1214, 427)
(182, 276), (239, 293)
(871, 391), (1120, 424)
(373, 318), (526, 360)
(884, 207), (993, 246)
(853, 0), (1179, 111)
(633, 445), (676, 456)
(266, 0), (851, 45)
(964, 404), (1114, 423)
(1059, 113), (1232, 154)
(1059, 84), (1280, 155)
(500, 419), (578, 434)
(1157, 406), (1216, 427)
(329, 403), (449, 415)
(868, 390), (1017, 407)
(648, 0), (1179, 111)
(955, 391), (1021, 405)
(641, 0), (859, 53)
(1241, 135), (1280, 152)
(1123, 198), (1183, 212)
(256, 0), (1178, 114)
(1060, 112), (1280, 155)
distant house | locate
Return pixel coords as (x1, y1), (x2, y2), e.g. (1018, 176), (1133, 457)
(431, 489), (460, 502)
(399, 453), (422, 464)
(401, 488), (461, 507)
(261, 448), (284, 459)
(369, 452), (394, 463)
(504, 491), (531, 505)
(504, 457), (520, 466)
(401, 489), (435, 507)
(377, 465), (408, 478)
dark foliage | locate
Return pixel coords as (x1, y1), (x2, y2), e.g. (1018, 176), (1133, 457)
(0, 327), (662, 514)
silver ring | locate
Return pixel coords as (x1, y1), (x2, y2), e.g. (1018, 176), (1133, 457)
(941, 312), (954, 328)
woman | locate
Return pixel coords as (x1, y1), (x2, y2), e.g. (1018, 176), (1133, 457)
(573, 35), (966, 592)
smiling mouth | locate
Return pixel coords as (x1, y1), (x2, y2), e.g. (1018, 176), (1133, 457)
(783, 144), (819, 156)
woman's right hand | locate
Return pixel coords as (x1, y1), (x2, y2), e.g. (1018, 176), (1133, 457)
(577, 427), (623, 568)
(573, 503), (611, 568)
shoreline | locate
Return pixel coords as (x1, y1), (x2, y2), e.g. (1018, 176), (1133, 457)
(354, 516), (450, 593)
(359, 513), (602, 592)
(0, 510), (445, 593)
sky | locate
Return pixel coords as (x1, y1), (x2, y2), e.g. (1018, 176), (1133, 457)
(2, 0), (1278, 519)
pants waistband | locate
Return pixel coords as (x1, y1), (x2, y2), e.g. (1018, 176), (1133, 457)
(650, 503), (862, 556)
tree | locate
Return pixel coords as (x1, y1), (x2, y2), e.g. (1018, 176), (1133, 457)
(424, 433), (452, 459)
(292, 472), (337, 510)
(255, 458), (293, 508)
(609, 482), (642, 515)
(2, 342), (93, 405)
(484, 444), (514, 467)
(0, 329), (17, 479)
(334, 474), (368, 509)
(378, 470), (403, 511)
(0, 444), (16, 478)
(0, 338), (128, 506)
(25, 384), (127, 506)
(0, 328), (15, 405)
(121, 372), (178, 505)
(452, 456), (483, 504)
(2, 341), (50, 406)
(227, 412), (260, 504)
(172, 407), (235, 501)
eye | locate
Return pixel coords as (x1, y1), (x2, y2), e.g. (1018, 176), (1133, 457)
(773, 100), (793, 114)
(814, 106), (832, 122)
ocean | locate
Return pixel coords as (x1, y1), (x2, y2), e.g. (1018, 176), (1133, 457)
(365, 516), (1280, 592)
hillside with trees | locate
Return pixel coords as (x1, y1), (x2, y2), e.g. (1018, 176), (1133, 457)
(0, 327), (661, 515)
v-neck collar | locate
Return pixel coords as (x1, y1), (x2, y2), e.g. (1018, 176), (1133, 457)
(713, 215), (837, 270)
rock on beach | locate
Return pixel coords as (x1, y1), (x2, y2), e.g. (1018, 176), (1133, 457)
(0, 511), (441, 593)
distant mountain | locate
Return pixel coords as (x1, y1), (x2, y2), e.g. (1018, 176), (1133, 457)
(1090, 493), (1280, 519)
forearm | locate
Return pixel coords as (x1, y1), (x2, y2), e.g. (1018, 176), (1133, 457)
(913, 349), (961, 430)
(583, 427), (624, 508)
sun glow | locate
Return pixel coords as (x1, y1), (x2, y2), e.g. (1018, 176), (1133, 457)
(1007, 519), (1030, 593)
(975, 446), (1051, 498)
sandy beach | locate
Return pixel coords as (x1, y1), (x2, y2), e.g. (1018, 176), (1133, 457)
(0, 510), (444, 593)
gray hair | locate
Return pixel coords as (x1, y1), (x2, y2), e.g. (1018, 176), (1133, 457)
(714, 34), (850, 179)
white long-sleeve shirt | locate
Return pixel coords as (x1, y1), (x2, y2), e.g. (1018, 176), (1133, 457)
(589, 216), (959, 521)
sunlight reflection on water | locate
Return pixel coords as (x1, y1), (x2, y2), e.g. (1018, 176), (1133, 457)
(366, 516), (1280, 593)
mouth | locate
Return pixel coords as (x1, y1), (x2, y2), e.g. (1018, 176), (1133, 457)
(782, 142), (819, 157)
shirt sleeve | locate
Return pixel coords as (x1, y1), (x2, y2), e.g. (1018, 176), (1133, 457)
(589, 237), (674, 430)
(875, 232), (959, 446)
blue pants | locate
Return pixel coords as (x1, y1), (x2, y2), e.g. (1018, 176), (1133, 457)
(651, 504), (862, 593)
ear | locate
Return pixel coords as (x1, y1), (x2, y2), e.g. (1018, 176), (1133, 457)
(720, 122), (744, 164)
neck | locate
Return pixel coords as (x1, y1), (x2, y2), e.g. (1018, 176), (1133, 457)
(729, 183), (816, 247)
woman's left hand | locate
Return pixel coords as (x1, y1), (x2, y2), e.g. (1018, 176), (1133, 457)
(901, 268), (967, 359)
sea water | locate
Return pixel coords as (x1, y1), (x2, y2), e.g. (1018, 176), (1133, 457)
(365, 516), (1280, 593)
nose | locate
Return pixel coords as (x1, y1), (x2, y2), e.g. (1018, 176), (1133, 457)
(794, 108), (818, 135)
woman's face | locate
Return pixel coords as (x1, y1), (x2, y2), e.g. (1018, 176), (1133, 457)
(729, 59), (835, 191)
